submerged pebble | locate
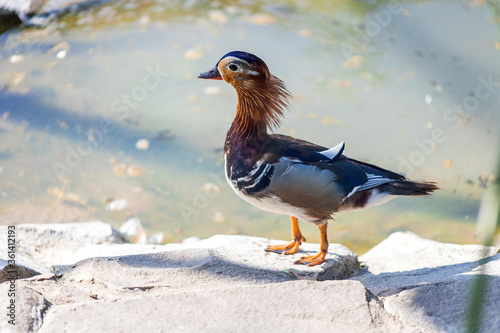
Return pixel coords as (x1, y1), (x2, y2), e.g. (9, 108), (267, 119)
(105, 198), (128, 211)
(148, 232), (164, 245)
(153, 129), (173, 141)
(184, 48), (204, 60)
(226, 228), (238, 235)
(50, 41), (71, 54)
(322, 116), (341, 125)
(200, 183), (221, 194)
(46, 187), (87, 205)
(298, 29), (311, 37)
(248, 13), (277, 25)
(113, 164), (128, 177)
(8, 72), (25, 86)
(182, 236), (200, 244)
(203, 86), (221, 95)
(342, 55), (363, 68)
(56, 50), (67, 59)
(425, 93), (433, 104)
(212, 210), (226, 224)
(10, 55), (25, 64)
(135, 139), (150, 150)
(208, 10), (228, 23)
(127, 165), (143, 177)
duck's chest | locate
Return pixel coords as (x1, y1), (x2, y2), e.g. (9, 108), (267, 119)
(223, 139), (271, 195)
(223, 150), (316, 221)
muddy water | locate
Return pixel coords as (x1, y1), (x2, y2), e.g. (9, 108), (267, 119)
(0, 0), (499, 253)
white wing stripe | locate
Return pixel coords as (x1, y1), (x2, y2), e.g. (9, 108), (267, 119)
(357, 174), (393, 192)
(245, 163), (272, 190)
(346, 185), (360, 199)
(319, 141), (345, 160)
(236, 160), (265, 182)
(346, 173), (393, 199)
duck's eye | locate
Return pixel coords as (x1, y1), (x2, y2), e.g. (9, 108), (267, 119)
(229, 64), (238, 71)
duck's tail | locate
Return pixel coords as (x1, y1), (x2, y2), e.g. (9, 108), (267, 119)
(378, 180), (440, 196)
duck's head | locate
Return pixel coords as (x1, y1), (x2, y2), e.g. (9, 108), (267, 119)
(198, 51), (270, 87)
(198, 51), (290, 139)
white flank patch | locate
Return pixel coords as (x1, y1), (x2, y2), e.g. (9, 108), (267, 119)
(365, 189), (396, 208)
(224, 155), (323, 224)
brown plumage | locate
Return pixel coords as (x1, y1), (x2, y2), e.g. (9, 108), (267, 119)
(232, 75), (290, 138)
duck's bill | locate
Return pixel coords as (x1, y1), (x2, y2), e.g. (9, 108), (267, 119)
(198, 66), (222, 80)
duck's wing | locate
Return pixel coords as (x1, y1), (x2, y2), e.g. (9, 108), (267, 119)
(264, 134), (383, 196)
(223, 136), (380, 219)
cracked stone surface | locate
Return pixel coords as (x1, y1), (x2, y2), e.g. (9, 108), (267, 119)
(0, 223), (499, 332)
(37, 280), (404, 333)
(0, 283), (51, 333)
(352, 232), (500, 332)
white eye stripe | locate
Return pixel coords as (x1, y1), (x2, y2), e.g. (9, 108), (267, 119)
(218, 56), (260, 76)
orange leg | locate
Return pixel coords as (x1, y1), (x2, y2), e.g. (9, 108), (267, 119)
(294, 223), (328, 266)
(265, 216), (306, 255)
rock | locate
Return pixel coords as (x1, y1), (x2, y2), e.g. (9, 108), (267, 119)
(152, 129), (173, 141)
(37, 280), (402, 333)
(1, 224), (500, 332)
(0, 284), (51, 333)
(208, 10), (228, 24)
(112, 164), (128, 177)
(383, 270), (500, 332)
(200, 182), (221, 194)
(211, 210), (226, 224)
(0, 222), (124, 269)
(0, 251), (49, 282)
(203, 86), (221, 95)
(184, 48), (204, 60)
(10, 54), (25, 63)
(181, 236), (200, 244)
(147, 232), (163, 245)
(351, 231), (500, 332)
(119, 217), (146, 244)
(52, 235), (359, 291)
(135, 138), (149, 150)
(247, 13), (277, 26)
(55, 49), (67, 59)
(105, 198), (128, 211)
(0, 0), (104, 25)
(358, 231), (498, 274)
(126, 165), (143, 177)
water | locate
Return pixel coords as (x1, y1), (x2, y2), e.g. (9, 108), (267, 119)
(0, 0), (499, 253)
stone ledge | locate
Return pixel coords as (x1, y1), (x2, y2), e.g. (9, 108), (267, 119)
(0, 222), (499, 333)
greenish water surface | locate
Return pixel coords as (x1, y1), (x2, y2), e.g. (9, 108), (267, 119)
(0, 0), (499, 253)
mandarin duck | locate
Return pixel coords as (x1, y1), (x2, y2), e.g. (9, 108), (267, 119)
(198, 51), (439, 266)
